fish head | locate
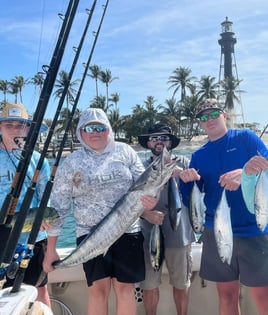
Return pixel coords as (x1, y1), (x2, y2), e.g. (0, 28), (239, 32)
(42, 206), (60, 224)
(146, 147), (177, 192)
(29, 206), (60, 225)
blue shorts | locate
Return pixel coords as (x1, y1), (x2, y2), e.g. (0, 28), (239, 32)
(200, 229), (268, 286)
(77, 232), (145, 287)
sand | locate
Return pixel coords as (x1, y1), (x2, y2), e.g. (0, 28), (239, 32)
(132, 132), (268, 152)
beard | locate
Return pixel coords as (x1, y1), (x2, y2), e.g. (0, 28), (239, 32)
(151, 143), (171, 156)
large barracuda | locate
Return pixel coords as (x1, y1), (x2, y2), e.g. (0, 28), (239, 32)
(214, 189), (233, 265)
(189, 181), (205, 233)
(254, 171), (268, 231)
(53, 148), (177, 269)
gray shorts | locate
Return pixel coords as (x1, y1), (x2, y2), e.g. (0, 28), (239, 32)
(140, 245), (192, 290)
(200, 229), (268, 286)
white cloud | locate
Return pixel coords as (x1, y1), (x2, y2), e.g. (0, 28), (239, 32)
(0, 0), (268, 129)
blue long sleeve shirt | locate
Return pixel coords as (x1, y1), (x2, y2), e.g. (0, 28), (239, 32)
(0, 149), (50, 244)
(180, 129), (268, 237)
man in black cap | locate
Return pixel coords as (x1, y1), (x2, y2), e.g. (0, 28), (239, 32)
(138, 123), (195, 315)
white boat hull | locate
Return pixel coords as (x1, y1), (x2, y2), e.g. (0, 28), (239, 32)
(48, 243), (258, 315)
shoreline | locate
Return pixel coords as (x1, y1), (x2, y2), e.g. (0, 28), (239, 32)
(131, 132), (268, 153)
(131, 135), (209, 152)
(46, 132), (268, 158)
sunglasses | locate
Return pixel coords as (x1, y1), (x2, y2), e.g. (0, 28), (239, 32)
(82, 124), (108, 133)
(199, 110), (222, 122)
(148, 135), (170, 142)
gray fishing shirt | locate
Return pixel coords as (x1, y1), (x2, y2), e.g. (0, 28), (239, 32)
(48, 108), (145, 239)
(48, 142), (145, 238)
(140, 155), (195, 247)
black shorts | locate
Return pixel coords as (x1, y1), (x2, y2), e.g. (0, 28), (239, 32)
(4, 239), (48, 288)
(77, 232), (145, 287)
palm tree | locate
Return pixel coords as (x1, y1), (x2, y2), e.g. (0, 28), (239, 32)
(219, 76), (243, 111)
(197, 75), (219, 100)
(9, 83), (19, 103)
(0, 80), (10, 102)
(109, 108), (123, 139)
(31, 72), (45, 96)
(10, 75), (29, 103)
(88, 64), (101, 98)
(180, 94), (200, 139)
(99, 69), (119, 108)
(167, 66), (196, 102)
(109, 92), (120, 110)
(219, 76), (245, 128)
(143, 96), (161, 128)
(159, 97), (181, 136)
(90, 95), (111, 113)
(55, 107), (81, 143)
(53, 70), (79, 110)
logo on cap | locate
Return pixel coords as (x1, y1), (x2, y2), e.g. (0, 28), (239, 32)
(8, 107), (23, 118)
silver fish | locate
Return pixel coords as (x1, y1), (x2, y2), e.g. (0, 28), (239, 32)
(214, 189), (233, 265)
(189, 181), (205, 233)
(168, 177), (182, 231)
(149, 224), (164, 271)
(254, 171), (268, 231)
(53, 147), (177, 269)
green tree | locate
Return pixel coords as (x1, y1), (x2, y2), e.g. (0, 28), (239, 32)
(99, 69), (119, 108)
(109, 92), (120, 110)
(143, 96), (161, 128)
(88, 64), (101, 98)
(159, 97), (181, 136)
(10, 75), (29, 103)
(109, 108), (123, 139)
(219, 76), (243, 111)
(90, 95), (111, 112)
(31, 72), (45, 96)
(197, 75), (219, 100)
(53, 70), (79, 110)
(0, 80), (10, 102)
(55, 107), (81, 143)
(167, 66), (196, 102)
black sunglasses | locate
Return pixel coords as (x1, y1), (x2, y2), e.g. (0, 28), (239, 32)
(148, 135), (170, 142)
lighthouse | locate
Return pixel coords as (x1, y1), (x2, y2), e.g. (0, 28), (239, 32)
(218, 17), (237, 78)
(218, 17), (244, 127)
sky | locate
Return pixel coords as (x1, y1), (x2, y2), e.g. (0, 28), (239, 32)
(0, 0), (268, 130)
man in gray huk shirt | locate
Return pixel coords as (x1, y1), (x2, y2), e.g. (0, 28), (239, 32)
(138, 123), (195, 315)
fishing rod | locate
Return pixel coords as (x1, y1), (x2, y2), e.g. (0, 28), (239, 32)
(2, 1), (98, 274)
(52, 0), (110, 168)
(9, 0), (110, 293)
(0, 0), (80, 265)
(48, 0), (110, 173)
(11, 0), (109, 291)
(260, 123), (268, 139)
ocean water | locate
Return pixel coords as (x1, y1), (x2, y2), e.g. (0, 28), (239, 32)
(50, 148), (194, 248)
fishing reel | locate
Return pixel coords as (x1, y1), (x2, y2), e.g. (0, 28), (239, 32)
(5, 244), (33, 279)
